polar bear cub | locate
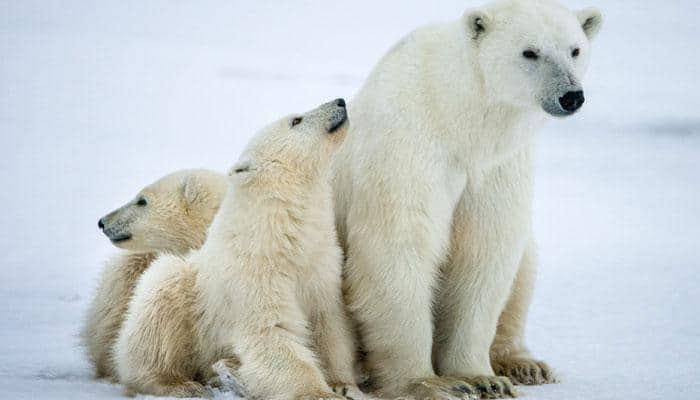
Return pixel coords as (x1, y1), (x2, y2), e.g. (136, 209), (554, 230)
(82, 169), (228, 380)
(114, 99), (358, 399)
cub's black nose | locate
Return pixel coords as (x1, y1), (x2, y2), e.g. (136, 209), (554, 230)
(335, 98), (346, 107)
(98, 218), (105, 229)
(559, 90), (585, 113)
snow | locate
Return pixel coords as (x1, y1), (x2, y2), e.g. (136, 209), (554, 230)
(1, 1), (698, 399)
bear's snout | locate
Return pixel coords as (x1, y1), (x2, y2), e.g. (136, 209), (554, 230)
(558, 90), (585, 113)
(327, 98), (347, 134)
(98, 211), (133, 243)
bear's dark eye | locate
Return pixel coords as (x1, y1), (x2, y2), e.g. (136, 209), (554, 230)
(136, 197), (147, 206)
(522, 50), (539, 60)
(572, 48), (580, 57)
(291, 117), (303, 127)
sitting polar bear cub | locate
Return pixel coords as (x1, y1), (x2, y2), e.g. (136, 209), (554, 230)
(114, 99), (359, 399)
(82, 169), (228, 380)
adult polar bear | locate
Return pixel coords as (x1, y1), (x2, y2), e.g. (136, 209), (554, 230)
(334, 0), (602, 398)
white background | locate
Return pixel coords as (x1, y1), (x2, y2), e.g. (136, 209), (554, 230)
(1, 1), (698, 399)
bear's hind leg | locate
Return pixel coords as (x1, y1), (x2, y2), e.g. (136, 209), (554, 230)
(490, 243), (556, 385)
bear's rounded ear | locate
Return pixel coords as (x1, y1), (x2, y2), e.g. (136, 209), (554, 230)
(181, 175), (203, 205)
(228, 159), (256, 184)
(463, 9), (490, 40)
(576, 8), (603, 40)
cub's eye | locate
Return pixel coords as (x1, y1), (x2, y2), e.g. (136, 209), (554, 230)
(571, 48), (580, 57)
(522, 50), (539, 60)
(136, 197), (147, 206)
(291, 117), (303, 127)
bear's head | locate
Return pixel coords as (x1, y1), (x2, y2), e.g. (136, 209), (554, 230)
(230, 98), (348, 194)
(464, 0), (603, 116)
(98, 169), (227, 254)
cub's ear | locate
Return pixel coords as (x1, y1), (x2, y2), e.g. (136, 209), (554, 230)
(228, 159), (256, 184)
(463, 9), (491, 40)
(181, 175), (203, 205)
(576, 8), (603, 40)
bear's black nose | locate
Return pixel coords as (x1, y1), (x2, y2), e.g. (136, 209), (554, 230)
(559, 90), (585, 113)
(335, 98), (346, 108)
(98, 218), (105, 229)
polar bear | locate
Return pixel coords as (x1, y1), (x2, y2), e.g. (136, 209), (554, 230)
(114, 99), (359, 399)
(333, 0), (602, 398)
(82, 169), (227, 380)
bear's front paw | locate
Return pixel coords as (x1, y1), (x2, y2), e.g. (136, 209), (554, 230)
(491, 356), (556, 386)
(459, 375), (517, 399)
(408, 376), (479, 400)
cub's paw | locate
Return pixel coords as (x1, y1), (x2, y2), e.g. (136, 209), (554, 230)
(296, 390), (346, 400)
(209, 358), (247, 396)
(331, 383), (366, 400)
(460, 375), (517, 399)
(408, 376), (479, 400)
(491, 356), (556, 386)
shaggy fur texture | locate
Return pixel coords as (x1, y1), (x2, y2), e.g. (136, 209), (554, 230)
(113, 100), (360, 399)
(81, 169), (228, 380)
(332, 1), (602, 398)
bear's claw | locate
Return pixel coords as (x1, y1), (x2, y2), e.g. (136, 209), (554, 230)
(460, 375), (517, 399)
(491, 356), (556, 386)
(409, 376), (479, 400)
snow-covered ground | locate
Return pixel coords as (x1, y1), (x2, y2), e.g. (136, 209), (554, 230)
(1, 1), (698, 399)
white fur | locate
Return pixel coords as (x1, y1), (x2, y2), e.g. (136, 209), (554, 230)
(333, 0), (601, 397)
(97, 169), (229, 254)
(113, 100), (359, 399)
(81, 169), (227, 381)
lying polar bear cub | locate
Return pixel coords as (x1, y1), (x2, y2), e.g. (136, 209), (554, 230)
(114, 99), (358, 399)
(82, 169), (228, 380)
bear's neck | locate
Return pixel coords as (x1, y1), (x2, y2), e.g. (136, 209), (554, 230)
(206, 177), (334, 261)
(387, 21), (547, 172)
(439, 37), (545, 170)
